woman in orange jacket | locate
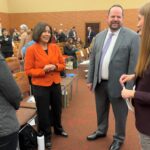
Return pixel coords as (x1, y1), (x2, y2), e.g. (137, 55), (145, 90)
(24, 22), (68, 149)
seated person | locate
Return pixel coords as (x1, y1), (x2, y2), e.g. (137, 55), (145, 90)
(57, 29), (67, 43)
(12, 28), (20, 42)
(76, 37), (85, 49)
(64, 38), (78, 68)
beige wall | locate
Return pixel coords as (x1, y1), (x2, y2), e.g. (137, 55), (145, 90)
(0, 0), (149, 41)
(9, 9), (138, 41)
(0, 0), (8, 12)
(6, 0), (150, 13)
(0, 0), (8, 28)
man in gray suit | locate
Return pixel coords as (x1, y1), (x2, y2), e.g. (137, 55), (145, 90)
(87, 4), (140, 150)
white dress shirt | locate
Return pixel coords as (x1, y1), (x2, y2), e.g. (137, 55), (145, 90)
(101, 29), (120, 80)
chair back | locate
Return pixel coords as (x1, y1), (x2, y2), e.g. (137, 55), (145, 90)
(75, 51), (83, 63)
(5, 57), (20, 73)
(13, 41), (20, 57)
(13, 71), (30, 98)
(81, 48), (89, 60)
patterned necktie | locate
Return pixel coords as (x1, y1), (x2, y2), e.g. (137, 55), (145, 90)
(99, 33), (114, 82)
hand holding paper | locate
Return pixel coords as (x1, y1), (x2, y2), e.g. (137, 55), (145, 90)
(122, 85), (134, 112)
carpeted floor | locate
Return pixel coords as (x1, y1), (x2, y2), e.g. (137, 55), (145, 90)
(49, 78), (140, 150)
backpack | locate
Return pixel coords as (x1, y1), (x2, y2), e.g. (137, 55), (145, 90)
(19, 124), (38, 150)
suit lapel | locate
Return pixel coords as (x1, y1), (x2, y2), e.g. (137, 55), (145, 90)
(110, 28), (124, 61)
(95, 30), (108, 73)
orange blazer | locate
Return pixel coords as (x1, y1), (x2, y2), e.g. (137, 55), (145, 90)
(24, 43), (65, 87)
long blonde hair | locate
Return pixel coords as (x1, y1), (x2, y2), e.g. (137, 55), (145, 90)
(135, 2), (150, 77)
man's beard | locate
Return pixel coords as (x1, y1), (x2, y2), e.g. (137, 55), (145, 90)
(109, 22), (122, 31)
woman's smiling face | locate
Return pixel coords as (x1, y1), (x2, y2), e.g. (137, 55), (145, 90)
(39, 26), (51, 44)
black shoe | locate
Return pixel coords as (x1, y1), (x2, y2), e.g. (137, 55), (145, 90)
(45, 136), (52, 149)
(109, 140), (123, 150)
(55, 130), (68, 137)
(87, 131), (106, 141)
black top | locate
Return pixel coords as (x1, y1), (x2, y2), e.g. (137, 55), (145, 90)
(0, 35), (13, 53)
(133, 66), (150, 135)
(44, 49), (48, 54)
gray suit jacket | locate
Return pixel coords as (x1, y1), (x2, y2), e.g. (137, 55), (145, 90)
(87, 27), (140, 98)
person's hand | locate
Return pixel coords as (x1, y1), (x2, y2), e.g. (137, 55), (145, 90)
(49, 64), (56, 71)
(121, 88), (135, 99)
(87, 83), (92, 91)
(119, 74), (135, 86)
(43, 64), (56, 73)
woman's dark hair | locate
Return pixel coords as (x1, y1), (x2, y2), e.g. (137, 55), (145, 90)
(32, 22), (52, 43)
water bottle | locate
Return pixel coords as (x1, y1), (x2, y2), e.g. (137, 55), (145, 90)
(37, 132), (45, 150)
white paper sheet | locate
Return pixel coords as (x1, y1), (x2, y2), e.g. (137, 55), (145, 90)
(122, 84), (134, 112)
(27, 95), (35, 103)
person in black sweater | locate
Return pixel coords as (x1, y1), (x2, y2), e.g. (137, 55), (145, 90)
(64, 38), (78, 68)
(120, 2), (150, 149)
(0, 28), (13, 58)
(57, 29), (66, 43)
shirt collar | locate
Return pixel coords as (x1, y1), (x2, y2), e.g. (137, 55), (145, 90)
(108, 28), (121, 36)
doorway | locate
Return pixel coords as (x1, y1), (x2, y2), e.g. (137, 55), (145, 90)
(85, 22), (100, 47)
